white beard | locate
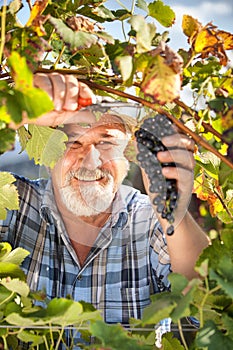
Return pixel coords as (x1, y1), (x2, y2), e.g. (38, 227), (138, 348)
(60, 170), (116, 216)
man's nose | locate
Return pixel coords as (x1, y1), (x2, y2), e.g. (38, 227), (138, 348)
(82, 144), (102, 170)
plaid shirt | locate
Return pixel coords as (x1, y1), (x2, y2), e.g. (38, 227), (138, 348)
(0, 175), (171, 327)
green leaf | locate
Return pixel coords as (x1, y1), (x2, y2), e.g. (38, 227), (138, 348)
(208, 97), (233, 113)
(7, 51), (33, 91)
(171, 281), (200, 322)
(148, 0), (175, 28)
(209, 255), (233, 298)
(25, 125), (67, 168)
(0, 278), (30, 297)
(219, 162), (233, 188)
(0, 172), (19, 220)
(136, 0), (149, 13)
(17, 330), (45, 347)
(0, 242), (12, 260)
(0, 128), (16, 154)
(45, 298), (101, 326)
(130, 15), (156, 53)
(168, 273), (189, 294)
(92, 5), (116, 21)
(49, 17), (97, 50)
(0, 285), (14, 304)
(116, 55), (133, 82)
(17, 126), (31, 152)
(0, 262), (26, 280)
(1, 53), (53, 124)
(0, 246), (29, 265)
(195, 320), (233, 349)
(142, 292), (176, 325)
(90, 320), (151, 350)
(161, 332), (185, 349)
(0, 105), (11, 124)
(195, 152), (221, 178)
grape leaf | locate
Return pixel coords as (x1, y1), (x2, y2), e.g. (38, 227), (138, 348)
(0, 262), (26, 280)
(0, 245), (29, 265)
(0, 128), (16, 154)
(0, 105), (11, 124)
(142, 292), (176, 325)
(17, 331), (44, 347)
(141, 55), (181, 104)
(182, 14), (201, 38)
(7, 52), (33, 91)
(0, 172), (19, 220)
(115, 55), (133, 82)
(0, 278), (30, 297)
(130, 15), (156, 53)
(148, 0), (175, 28)
(196, 320), (233, 349)
(49, 17), (97, 50)
(90, 320), (151, 350)
(6, 52), (54, 122)
(161, 332), (185, 350)
(136, 0), (149, 13)
(25, 125), (68, 168)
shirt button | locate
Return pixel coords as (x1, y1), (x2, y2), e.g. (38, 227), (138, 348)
(77, 274), (83, 280)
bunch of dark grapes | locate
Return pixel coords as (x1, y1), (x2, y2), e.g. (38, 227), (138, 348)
(135, 114), (178, 236)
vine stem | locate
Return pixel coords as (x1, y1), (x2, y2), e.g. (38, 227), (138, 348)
(174, 98), (230, 144)
(0, 0), (7, 64)
(0, 291), (14, 307)
(177, 319), (188, 350)
(78, 79), (233, 170)
(199, 283), (221, 328)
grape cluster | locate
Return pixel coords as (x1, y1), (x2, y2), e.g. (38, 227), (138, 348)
(135, 114), (178, 236)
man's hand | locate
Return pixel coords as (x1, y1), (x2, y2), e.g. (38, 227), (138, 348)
(9, 72), (95, 129)
(141, 131), (196, 232)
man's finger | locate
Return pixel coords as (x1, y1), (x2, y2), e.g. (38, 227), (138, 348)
(157, 149), (195, 170)
(162, 134), (195, 151)
(49, 73), (66, 111)
(34, 73), (53, 99)
(63, 75), (79, 111)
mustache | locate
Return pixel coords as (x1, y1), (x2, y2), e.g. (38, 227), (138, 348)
(66, 167), (111, 182)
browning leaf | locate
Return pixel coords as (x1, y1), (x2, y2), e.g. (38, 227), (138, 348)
(26, 0), (49, 36)
(141, 55), (181, 105)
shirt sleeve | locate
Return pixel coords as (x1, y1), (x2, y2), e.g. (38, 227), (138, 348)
(149, 219), (171, 292)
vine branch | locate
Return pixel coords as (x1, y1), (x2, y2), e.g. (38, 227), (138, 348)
(78, 79), (233, 170)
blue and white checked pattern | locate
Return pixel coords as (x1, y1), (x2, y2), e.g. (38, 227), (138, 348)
(0, 175), (171, 332)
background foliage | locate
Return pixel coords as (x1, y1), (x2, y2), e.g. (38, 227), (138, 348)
(0, 0), (233, 349)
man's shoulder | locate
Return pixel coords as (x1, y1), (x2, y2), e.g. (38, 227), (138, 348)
(13, 174), (49, 197)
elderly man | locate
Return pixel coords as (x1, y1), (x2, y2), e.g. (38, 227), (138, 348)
(0, 73), (208, 326)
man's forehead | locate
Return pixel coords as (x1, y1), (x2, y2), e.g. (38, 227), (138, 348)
(62, 112), (126, 135)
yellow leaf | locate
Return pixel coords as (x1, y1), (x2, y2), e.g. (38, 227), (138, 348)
(194, 29), (218, 53)
(218, 30), (233, 50)
(182, 15), (201, 38)
(26, 0), (49, 36)
(222, 108), (233, 128)
(208, 194), (224, 216)
(141, 55), (181, 105)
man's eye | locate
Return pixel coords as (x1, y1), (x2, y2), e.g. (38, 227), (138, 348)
(66, 141), (82, 149)
(97, 141), (114, 149)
